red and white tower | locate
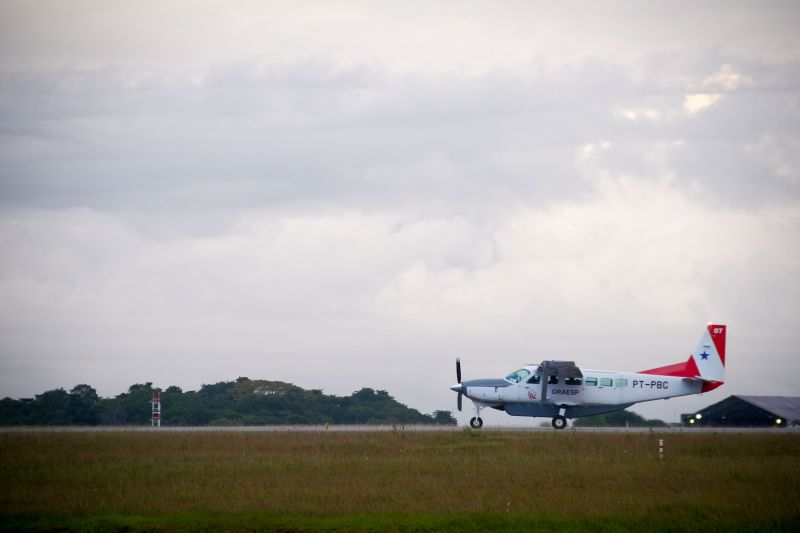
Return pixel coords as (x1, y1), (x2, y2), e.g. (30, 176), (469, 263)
(151, 390), (161, 428)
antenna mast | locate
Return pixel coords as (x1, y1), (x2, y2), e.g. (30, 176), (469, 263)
(151, 390), (161, 428)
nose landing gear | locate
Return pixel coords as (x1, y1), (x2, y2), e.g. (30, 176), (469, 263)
(551, 415), (567, 430)
(469, 404), (484, 429)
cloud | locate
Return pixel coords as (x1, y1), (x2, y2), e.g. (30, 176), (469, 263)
(1, 2), (799, 425)
(681, 64), (753, 115)
(749, 135), (800, 185)
(1, 173), (797, 421)
(683, 93), (723, 115)
(702, 64), (753, 92)
(3, 2), (799, 72)
(2, 54), (797, 215)
(617, 108), (664, 123)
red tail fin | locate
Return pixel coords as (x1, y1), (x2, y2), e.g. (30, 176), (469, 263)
(640, 324), (726, 391)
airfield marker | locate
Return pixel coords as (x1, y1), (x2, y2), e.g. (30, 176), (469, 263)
(151, 391), (161, 428)
(659, 438), (664, 459)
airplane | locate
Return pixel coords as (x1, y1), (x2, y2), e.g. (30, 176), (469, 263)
(449, 323), (726, 429)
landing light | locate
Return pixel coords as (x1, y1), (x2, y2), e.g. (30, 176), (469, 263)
(689, 419), (695, 424)
(695, 413), (702, 419)
(776, 418), (782, 425)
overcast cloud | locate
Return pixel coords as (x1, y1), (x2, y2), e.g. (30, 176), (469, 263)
(1, 1), (798, 424)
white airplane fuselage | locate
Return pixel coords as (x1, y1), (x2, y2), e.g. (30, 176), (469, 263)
(457, 368), (702, 419)
(450, 324), (727, 428)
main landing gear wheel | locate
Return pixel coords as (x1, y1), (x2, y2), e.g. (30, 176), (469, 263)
(470, 417), (484, 429)
(551, 416), (567, 430)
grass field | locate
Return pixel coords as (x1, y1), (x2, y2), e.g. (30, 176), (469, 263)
(1, 429), (798, 531)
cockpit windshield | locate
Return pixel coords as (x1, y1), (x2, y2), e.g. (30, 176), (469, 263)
(504, 368), (531, 383)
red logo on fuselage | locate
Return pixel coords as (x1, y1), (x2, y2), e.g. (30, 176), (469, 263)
(528, 390), (537, 400)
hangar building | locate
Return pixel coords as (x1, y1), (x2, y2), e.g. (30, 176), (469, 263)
(682, 395), (800, 427)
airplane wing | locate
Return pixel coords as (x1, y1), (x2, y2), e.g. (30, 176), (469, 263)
(536, 359), (583, 378)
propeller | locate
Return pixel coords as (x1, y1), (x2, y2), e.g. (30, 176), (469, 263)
(456, 358), (463, 412)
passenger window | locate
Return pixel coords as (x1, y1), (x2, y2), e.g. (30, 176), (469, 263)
(599, 378), (613, 387)
(564, 377), (582, 386)
(585, 377), (597, 386)
(615, 379), (628, 387)
(547, 375), (558, 385)
(527, 375), (541, 384)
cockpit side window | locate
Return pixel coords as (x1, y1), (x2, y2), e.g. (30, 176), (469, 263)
(527, 374), (541, 384)
(504, 369), (531, 383)
(547, 375), (558, 385)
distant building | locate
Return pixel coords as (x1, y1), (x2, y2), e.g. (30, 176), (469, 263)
(682, 395), (800, 427)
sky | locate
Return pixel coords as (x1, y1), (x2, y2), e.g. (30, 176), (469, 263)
(1, 1), (798, 425)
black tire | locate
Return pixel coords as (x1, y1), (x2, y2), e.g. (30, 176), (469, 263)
(469, 417), (484, 429)
(551, 416), (567, 430)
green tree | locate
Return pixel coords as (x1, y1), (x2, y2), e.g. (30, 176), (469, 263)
(68, 384), (100, 424)
(431, 410), (457, 425)
(0, 397), (26, 425)
(32, 389), (70, 424)
(1, 379), (453, 427)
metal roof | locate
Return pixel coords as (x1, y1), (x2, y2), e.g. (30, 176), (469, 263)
(734, 396), (800, 423)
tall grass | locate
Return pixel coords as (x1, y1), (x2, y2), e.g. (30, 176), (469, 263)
(1, 430), (798, 531)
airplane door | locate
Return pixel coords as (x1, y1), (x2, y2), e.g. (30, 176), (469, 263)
(547, 376), (584, 404)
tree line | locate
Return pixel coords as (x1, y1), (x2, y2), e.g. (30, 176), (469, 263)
(0, 377), (457, 426)
(573, 409), (667, 427)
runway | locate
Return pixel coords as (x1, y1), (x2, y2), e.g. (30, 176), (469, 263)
(2, 424), (796, 433)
